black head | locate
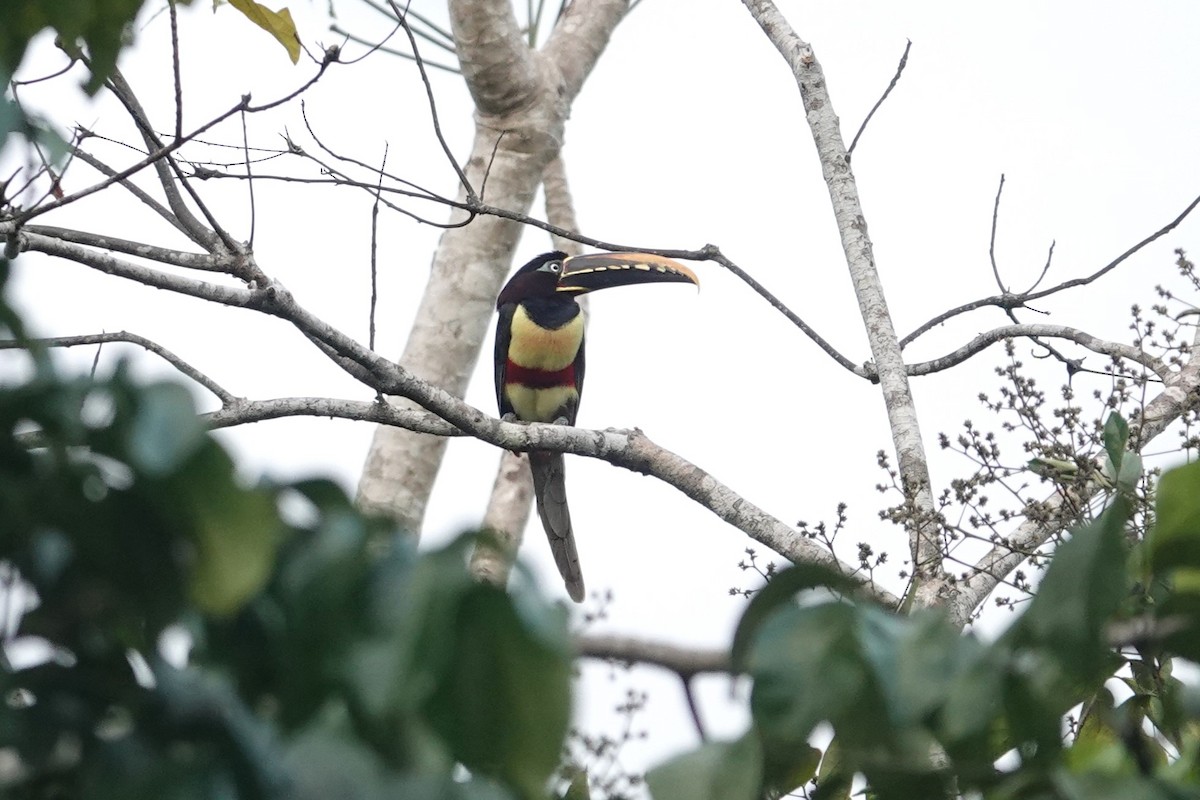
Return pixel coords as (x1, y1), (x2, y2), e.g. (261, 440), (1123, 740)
(496, 252), (569, 309)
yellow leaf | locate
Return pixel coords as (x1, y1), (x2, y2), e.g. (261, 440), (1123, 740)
(224, 0), (302, 64)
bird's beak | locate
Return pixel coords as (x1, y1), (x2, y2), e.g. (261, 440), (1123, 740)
(556, 252), (700, 294)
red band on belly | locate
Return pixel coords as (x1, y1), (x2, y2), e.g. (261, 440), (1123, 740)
(506, 359), (576, 389)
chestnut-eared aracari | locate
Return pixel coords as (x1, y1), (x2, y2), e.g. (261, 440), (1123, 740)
(495, 251), (700, 601)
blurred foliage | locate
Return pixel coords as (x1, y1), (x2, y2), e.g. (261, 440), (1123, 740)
(0, 258), (573, 799)
(0, 0), (164, 95)
(0, 0), (300, 159)
(651, 420), (1200, 800)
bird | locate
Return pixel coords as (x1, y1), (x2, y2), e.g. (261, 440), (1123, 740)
(494, 250), (700, 601)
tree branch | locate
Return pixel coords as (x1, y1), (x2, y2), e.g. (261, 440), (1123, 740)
(904, 324), (1171, 380)
(901, 191), (1200, 348)
(576, 634), (731, 676)
(543, 0), (630, 102)
(846, 38), (911, 159)
(20, 225), (221, 271)
(449, 0), (540, 115)
(740, 0), (948, 609)
(0, 331), (235, 404)
(6, 225), (896, 605)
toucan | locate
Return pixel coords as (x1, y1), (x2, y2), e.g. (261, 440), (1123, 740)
(494, 250), (700, 601)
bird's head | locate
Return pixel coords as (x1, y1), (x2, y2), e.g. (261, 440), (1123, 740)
(496, 251), (700, 309)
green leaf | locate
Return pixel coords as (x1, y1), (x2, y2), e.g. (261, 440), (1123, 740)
(748, 603), (869, 748)
(560, 769), (591, 800)
(1005, 495), (1131, 683)
(939, 645), (1007, 751)
(225, 0), (303, 64)
(0, 0), (159, 94)
(812, 737), (852, 800)
(1149, 461), (1200, 577)
(126, 382), (207, 476)
(646, 733), (763, 800)
(879, 609), (982, 729)
(1051, 769), (1193, 800)
(180, 443), (283, 615)
(1103, 412), (1130, 475)
(1067, 688), (1127, 772)
(731, 562), (862, 672)
(1156, 592), (1200, 662)
(284, 704), (394, 800)
(422, 583), (571, 797)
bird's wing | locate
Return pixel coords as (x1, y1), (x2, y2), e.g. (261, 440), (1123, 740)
(494, 303), (516, 417)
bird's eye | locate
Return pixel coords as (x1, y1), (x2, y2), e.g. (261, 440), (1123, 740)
(549, 261), (562, 272)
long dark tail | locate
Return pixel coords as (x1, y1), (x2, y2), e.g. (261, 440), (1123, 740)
(528, 451), (584, 602)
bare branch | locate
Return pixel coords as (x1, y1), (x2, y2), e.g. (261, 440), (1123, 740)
(390, 3), (476, 201)
(20, 225), (220, 271)
(104, 68), (223, 250)
(67, 146), (192, 240)
(7, 225), (893, 603)
(203, 397), (456, 435)
(681, 678), (708, 743)
(846, 38), (911, 159)
(901, 191), (1200, 348)
(543, 0), (630, 102)
(3, 225), (254, 307)
(13, 49), (339, 228)
(988, 174), (1007, 292)
(576, 634), (731, 676)
(740, 0), (948, 608)
(330, 25), (460, 73)
(0, 331), (235, 404)
(905, 324), (1171, 380)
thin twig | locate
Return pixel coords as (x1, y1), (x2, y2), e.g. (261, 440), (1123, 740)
(846, 39), (911, 159)
(901, 191), (1200, 348)
(1023, 240), (1056, 294)
(359, 0), (457, 51)
(0, 332), (236, 404)
(297, 102), (455, 205)
(988, 174), (1007, 292)
(388, 1), (476, 202)
(681, 677), (708, 743)
(169, 0), (183, 142)
(576, 634), (731, 675)
(330, 26), (460, 72)
(903, 323), (1171, 380)
(66, 145), (185, 237)
(370, 145), (388, 356)
(241, 109), (256, 245)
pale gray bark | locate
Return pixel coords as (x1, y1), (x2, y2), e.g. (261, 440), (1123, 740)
(355, 0), (630, 534)
(739, 0), (949, 609)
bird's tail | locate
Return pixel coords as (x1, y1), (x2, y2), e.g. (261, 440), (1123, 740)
(528, 451), (584, 602)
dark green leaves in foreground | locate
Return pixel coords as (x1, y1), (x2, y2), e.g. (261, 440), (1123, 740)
(652, 433), (1200, 800)
(0, 272), (572, 799)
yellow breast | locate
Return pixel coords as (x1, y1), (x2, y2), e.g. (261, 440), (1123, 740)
(507, 305), (584, 371)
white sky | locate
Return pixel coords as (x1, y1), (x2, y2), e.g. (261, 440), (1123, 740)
(5, 0), (1200, 788)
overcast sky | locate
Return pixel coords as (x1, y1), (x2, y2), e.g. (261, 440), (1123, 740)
(5, 0), (1200, 783)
